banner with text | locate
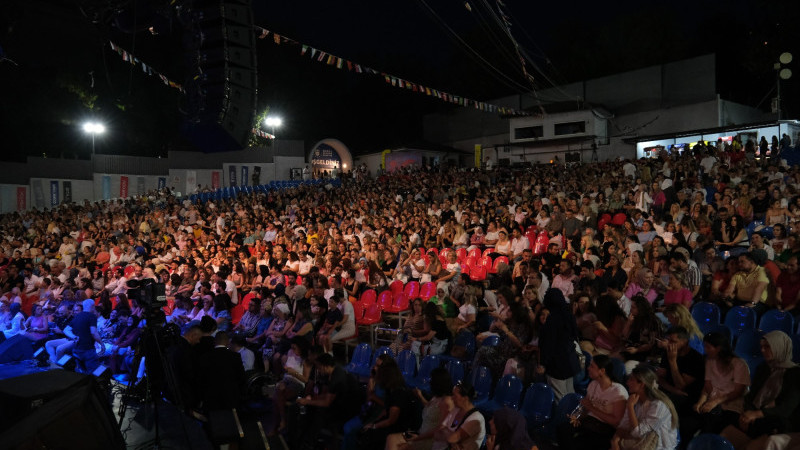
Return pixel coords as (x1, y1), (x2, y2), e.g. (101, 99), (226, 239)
(63, 181), (72, 203)
(120, 176), (129, 198)
(212, 171), (220, 189)
(229, 166), (237, 187)
(50, 181), (59, 207)
(186, 170), (197, 195)
(102, 176), (111, 200)
(16, 187), (26, 211)
(157, 177), (166, 190)
(32, 180), (44, 208)
(241, 166), (249, 187)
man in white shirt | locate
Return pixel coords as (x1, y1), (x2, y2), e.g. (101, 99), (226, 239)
(510, 228), (530, 262)
(229, 335), (254, 371)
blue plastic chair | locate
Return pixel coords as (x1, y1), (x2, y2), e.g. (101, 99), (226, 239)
(477, 374), (524, 412)
(345, 343), (373, 377)
(609, 357), (627, 384)
(445, 359), (466, 385)
(373, 346), (394, 363)
(792, 335), (800, 364)
(746, 220), (764, 239)
(691, 302), (721, 335)
(440, 330), (477, 364)
(409, 355), (442, 391)
(543, 392), (583, 439)
(687, 433), (734, 450)
(520, 382), (555, 429)
(482, 335), (501, 347)
(734, 329), (765, 378)
(759, 309), (795, 335)
(468, 366), (494, 403)
(724, 306), (757, 340)
(397, 350), (417, 383)
(690, 335), (705, 355)
(573, 351), (592, 395)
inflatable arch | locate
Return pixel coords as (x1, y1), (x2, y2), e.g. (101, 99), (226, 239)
(308, 139), (353, 174)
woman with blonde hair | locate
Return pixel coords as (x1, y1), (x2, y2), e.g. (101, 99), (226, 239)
(663, 304), (703, 342)
(611, 366), (679, 450)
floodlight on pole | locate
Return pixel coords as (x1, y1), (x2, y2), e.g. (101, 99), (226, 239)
(82, 122), (106, 155)
(264, 116), (282, 137)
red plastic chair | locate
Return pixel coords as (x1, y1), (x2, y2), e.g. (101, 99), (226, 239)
(480, 255), (493, 270)
(403, 281), (420, 299)
(597, 213), (612, 230)
(124, 265), (136, 278)
(389, 280), (405, 297)
(352, 301), (365, 322)
(469, 265), (488, 282)
(358, 303), (383, 347)
(377, 290), (394, 310)
(421, 254), (430, 266)
(493, 256), (510, 273)
(456, 248), (468, 263)
(611, 213), (627, 226)
(467, 248), (482, 260)
(465, 256), (478, 268)
(441, 248), (454, 259)
(231, 303), (245, 326)
(419, 282), (436, 301)
(438, 254), (447, 266)
(360, 289), (377, 305)
(525, 231), (537, 248)
(482, 248), (494, 258)
(460, 264), (471, 276)
(533, 233), (550, 255)
(384, 292), (411, 327)
(240, 292), (257, 310)
(526, 225), (538, 234)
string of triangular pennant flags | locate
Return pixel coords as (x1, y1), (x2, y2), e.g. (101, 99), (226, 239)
(109, 41), (185, 93)
(256, 27), (523, 116)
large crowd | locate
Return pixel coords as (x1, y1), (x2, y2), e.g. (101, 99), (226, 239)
(1, 133), (800, 450)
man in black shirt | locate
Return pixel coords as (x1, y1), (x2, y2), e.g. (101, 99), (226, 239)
(657, 326), (704, 417)
(296, 354), (362, 444)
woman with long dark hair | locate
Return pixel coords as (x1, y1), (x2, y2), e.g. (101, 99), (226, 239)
(681, 331), (750, 439)
(558, 354), (628, 450)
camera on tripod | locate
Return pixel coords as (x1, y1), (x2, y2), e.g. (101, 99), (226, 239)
(126, 279), (167, 321)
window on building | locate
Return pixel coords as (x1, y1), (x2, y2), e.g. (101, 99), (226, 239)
(554, 121), (586, 135)
(514, 126), (544, 140)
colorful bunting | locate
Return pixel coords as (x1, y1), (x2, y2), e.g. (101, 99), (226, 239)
(109, 41), (184, 93)
(253, 26), (521, 115)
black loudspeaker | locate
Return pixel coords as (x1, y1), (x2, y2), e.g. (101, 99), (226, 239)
(0, 335), (33, 364)
(184, 0), (258, 152)
(0, 371), (125, 449)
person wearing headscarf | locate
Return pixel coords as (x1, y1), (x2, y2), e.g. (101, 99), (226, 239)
(538, 288), (582, 401)
(486, 407), (538, 450)
(721, 331), (800, 450)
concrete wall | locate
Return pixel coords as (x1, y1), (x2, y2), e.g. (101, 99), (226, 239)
(0, 184), (30, 214)
(29, 178), (94, 209)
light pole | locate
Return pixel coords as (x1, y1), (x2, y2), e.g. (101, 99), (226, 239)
(82, 122), (105, 155)
(775, 52), (793, 121)
(264, 116), (282, 137)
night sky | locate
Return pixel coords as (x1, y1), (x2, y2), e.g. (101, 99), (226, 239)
(0, 0), (797, 161)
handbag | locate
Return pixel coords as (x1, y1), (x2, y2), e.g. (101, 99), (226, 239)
(618, 430), (659, 450)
